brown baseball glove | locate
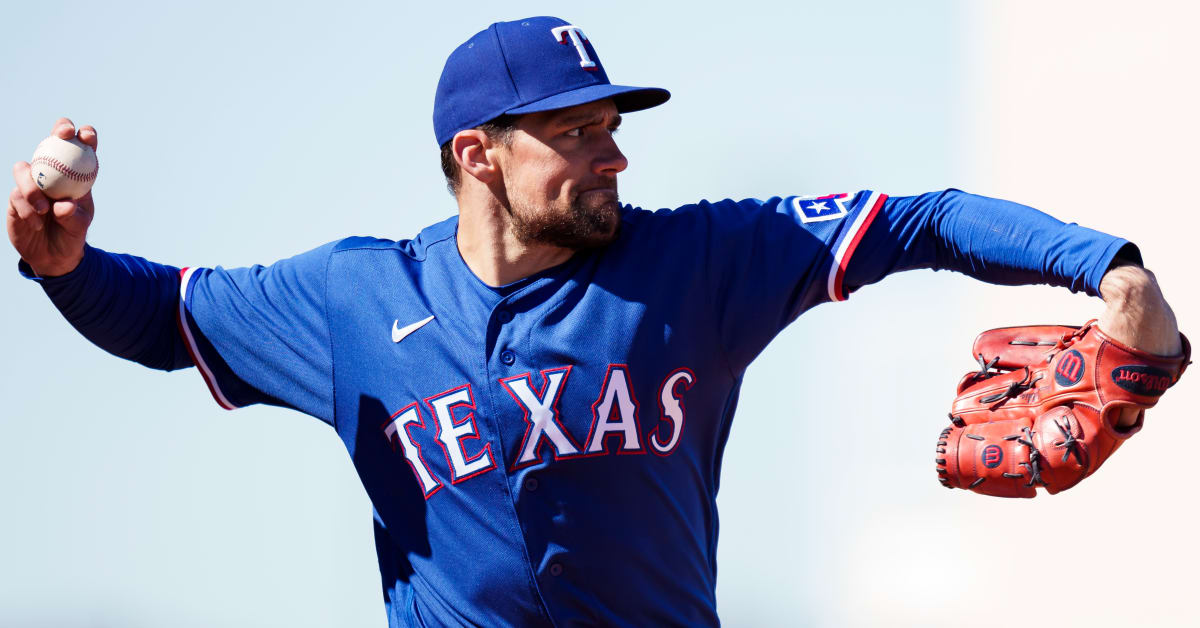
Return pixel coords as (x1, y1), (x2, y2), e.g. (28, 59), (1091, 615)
(936, 321), (1190, 497)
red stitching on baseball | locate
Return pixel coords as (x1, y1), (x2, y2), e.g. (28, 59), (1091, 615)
(31, 155), (98, 182)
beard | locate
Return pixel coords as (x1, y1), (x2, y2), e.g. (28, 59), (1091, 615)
(508, 187), (622, 250)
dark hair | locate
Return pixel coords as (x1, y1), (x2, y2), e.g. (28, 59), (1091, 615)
(439, 114), (520, 195)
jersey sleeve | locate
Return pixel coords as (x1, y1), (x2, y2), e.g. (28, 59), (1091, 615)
(703, 191), (886, 371)
(179, 241), (336, 425)
(707, 189), (1132, 372)
(18, 245), (194, 371)
(842, 189), (1136, 296)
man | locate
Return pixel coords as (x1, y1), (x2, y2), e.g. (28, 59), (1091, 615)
(7, 15), (1183, 627)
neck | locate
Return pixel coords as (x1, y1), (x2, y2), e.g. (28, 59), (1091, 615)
(455, 194), (574, 287)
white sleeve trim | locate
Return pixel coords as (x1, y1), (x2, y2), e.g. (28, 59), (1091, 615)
(178, 267), (237, 411)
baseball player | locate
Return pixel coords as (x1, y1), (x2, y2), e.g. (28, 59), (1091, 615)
(7, 16), (1186, 627)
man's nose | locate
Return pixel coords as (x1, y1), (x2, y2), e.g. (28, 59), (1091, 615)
(593, 134), (628, 175)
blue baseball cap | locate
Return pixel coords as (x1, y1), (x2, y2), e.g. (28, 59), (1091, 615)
(433, 16), (671, 146)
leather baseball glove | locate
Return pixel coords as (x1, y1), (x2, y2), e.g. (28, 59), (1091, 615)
(936, 321), (1190, 497)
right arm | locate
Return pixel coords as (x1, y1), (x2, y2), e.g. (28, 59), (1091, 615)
(9, 118), (192, 371)
(10, 119), (335, 422)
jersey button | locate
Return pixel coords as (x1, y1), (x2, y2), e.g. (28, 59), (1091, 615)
(549, 563), (563, 577)
(500, 350), (516, 365)
(497, 310), (514, 324)
(523, 477), (538, 491)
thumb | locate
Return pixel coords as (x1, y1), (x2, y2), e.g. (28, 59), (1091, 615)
(50, 191), (95, 236)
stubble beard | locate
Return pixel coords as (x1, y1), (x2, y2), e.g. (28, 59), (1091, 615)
(509, 189), (621, 251)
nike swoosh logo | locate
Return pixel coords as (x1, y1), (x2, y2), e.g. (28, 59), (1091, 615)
(392, 315), (435, 343)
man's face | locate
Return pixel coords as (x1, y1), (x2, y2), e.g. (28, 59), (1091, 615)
(495, 99), (628, 250)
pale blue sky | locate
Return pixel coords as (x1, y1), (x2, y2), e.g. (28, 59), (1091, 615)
(6, 2), (1194, 627)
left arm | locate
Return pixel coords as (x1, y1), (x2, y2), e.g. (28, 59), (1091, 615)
(847, 189), (1186, 429)
(704, 188), (1181, 374)
(846, 189), (1134, 297)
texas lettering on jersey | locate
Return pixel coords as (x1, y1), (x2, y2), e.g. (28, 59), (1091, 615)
(381, 364), (696, 499)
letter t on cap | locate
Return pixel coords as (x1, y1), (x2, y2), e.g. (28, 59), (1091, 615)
(551, 25), (598, 70)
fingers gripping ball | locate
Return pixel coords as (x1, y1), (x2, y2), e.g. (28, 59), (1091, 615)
(29, 136), (98, 200)
(935, 321), (1190, 498)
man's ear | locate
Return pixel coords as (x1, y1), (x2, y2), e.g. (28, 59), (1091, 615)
(453, 130), (501, 185)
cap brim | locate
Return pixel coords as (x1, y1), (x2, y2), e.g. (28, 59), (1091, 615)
(506, 84), (670, 116)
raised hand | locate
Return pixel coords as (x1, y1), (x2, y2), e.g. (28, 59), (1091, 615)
(7, 117), (97, 277)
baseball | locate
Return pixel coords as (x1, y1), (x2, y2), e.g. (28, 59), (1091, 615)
(29, 135), (99, 200)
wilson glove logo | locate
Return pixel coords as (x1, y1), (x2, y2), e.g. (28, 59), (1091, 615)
(1111, 365), (1172, 396)
(1054, 349), (1086, 387)
(981, 444), (1003, 468)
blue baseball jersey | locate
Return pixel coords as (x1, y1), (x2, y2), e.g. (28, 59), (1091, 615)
(20, 189), (1131, 626)
(168, 190), (1125, 626)
(177, 191), (893, 626)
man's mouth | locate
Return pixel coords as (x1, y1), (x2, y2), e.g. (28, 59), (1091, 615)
(579, 187), (618, 200)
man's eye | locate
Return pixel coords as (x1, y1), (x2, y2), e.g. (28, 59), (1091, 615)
(565, 127), (583, 137)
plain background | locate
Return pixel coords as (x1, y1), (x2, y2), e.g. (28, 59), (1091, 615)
(2, 1), (1196, 626)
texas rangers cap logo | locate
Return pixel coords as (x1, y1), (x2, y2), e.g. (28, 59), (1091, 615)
(552, 25), (598, 70)
(793, 193), (850, 223)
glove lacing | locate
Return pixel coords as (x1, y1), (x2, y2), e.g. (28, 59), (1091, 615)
(979, 366), (1044, 405)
